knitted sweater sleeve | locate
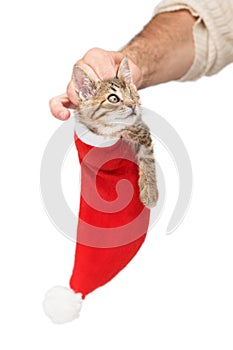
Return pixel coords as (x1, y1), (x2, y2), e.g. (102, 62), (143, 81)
(154, 0), (233, 81)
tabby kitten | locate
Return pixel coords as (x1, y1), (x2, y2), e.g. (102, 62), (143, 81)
(72, 57), (158, 208)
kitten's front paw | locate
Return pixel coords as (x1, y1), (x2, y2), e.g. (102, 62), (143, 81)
(139, 173), (158, 208)
(140, 187), (158, 208)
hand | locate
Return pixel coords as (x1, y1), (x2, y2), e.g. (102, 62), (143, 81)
(49, 48), (142, 120)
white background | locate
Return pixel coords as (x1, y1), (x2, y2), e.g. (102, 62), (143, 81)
(0, 0), (233, 349)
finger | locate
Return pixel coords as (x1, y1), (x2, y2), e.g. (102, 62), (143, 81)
(82, 48), (120, 80)
(49, 94), (75, 120)
(68, 52), (113, 105)
(82, 48), (142, 87)
(70, 48), (142, 94)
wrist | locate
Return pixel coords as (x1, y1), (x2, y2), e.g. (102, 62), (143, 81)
(121, 10), (196, 88)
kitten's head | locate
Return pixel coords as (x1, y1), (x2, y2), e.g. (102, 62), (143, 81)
(72, 58), (141, 135)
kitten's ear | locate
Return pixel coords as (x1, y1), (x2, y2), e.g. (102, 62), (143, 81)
(72, 66), (96, 99)
(117, 57), (132, 83)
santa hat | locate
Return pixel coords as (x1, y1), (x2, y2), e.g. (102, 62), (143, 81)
(43, 122), (150, 323)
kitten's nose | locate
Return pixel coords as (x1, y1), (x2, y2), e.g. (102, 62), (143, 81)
(128, 104), (136, 113)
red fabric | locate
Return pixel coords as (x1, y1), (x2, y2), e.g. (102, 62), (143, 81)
(69, 134), (150, 298)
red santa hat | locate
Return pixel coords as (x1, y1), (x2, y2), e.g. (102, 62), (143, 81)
(43, 123), (151, 323)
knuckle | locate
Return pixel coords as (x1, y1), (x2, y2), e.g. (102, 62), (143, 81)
(84, 47), (104, 58)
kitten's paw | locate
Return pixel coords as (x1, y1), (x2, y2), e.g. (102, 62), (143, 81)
(139, 174), (158, 208)
(140, 187), (158, 208)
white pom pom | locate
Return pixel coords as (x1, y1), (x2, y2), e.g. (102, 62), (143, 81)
(43, 286), (82, 324)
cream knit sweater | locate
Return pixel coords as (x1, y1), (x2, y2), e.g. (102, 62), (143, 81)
(154, 0), (233, 81)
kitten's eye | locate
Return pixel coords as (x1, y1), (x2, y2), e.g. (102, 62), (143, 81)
(107, 94), (120, 103)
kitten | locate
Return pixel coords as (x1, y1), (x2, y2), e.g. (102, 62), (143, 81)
(72, 57), (158, 208)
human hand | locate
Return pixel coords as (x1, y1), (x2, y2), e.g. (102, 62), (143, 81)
(49, 48), (142, 120)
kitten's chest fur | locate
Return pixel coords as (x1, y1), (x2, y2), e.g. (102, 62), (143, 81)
(75, 109), (141, 138)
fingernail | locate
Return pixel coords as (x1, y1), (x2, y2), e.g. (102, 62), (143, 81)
(59, 111), (69, 120)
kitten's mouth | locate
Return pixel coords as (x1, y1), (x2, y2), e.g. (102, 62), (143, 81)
(116, 113), (137, 120)
(128, 111), (138, 118)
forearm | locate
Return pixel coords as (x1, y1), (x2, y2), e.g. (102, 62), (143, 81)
(121, 10), (196, 88)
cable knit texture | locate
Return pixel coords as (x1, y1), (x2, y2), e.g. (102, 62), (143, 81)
(154, 0), (233, 81)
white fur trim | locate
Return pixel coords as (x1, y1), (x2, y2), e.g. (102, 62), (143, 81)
(43, 286), (82, 324)
(75, 120), (119, 147)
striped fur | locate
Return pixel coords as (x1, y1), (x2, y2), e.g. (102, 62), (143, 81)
(72, 58), (158, 208)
